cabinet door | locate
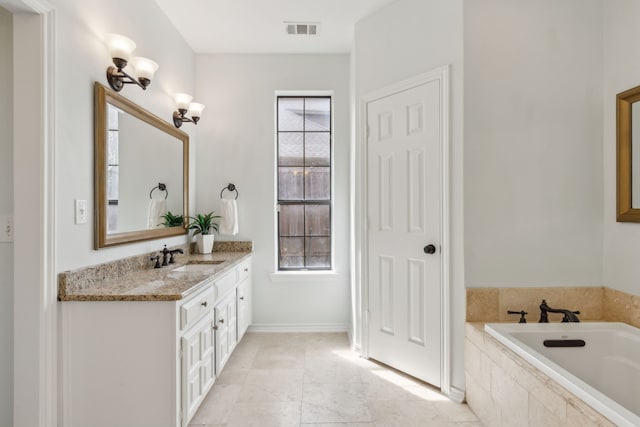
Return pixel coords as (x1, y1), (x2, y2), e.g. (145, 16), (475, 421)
(227, 290), (238, 353)
(214, 297), (229, 375)
(182, 327), (202, 421)
(237, 280), (247, 341)
(236, 258), (252, 341)
(200, 319), (216, 394)
(182, 312), (214, 425)
(214, 292), (237, 374)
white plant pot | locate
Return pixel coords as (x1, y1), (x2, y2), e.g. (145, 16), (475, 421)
(196, 234), (215, 254)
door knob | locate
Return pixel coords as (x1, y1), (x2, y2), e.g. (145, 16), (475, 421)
(423, 244), (436, 254)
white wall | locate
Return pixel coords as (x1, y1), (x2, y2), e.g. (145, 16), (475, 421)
(53, 0), (196, 271)
(354, 0), (465, 391)
(603, 1), (640, 295)
(195, 54), (351, 329)
(464, 0), (604, 287)
(0, 6), (12, 426)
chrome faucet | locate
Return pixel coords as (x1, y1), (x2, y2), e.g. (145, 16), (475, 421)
(538, 299), (580, 323)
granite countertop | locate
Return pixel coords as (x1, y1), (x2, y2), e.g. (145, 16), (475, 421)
(58, 250), (251, 302)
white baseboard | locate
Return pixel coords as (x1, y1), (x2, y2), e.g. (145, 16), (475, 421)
(448, 386), (465, 403)
(248, 323), (349, 333)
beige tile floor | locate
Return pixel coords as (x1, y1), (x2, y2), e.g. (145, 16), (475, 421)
(188, 332), (481, 427)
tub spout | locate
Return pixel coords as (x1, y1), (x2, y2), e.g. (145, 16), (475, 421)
(539, 300), (580, 323)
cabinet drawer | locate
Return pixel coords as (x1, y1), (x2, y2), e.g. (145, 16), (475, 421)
(215, 269), (237, 299)
(237, 259), (251, 283)
(181, 286), (216, 330)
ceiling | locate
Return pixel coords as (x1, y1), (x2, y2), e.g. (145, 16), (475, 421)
(153, 0), (396, 54)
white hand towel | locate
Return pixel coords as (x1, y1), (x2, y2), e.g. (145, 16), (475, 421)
(219, 199), (239, 235)
(147, 199), (167, 229)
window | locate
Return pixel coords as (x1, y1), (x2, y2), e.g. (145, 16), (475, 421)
(277, 96), (332, 270)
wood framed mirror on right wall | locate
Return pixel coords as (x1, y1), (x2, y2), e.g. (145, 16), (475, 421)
(617, 84), (640, 222)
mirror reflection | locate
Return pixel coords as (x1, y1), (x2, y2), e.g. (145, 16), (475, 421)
(106, 103), (183, 233)
(95, 83), (189, 248)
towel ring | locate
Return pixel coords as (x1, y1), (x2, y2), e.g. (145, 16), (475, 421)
(149, 183), (168, 200)
(220, 183), (238, 200)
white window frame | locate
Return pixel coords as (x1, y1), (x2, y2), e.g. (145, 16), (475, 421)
(271, 90), (337, 281)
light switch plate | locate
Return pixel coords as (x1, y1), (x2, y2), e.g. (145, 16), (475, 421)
(0, 215), (13, 242)
(75, 200), (88, 224)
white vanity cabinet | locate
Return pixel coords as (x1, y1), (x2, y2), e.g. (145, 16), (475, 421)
(61, 255), (252, 427)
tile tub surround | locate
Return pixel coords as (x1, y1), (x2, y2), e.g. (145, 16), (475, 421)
(467, 286), (640, 327)
(465, 323), (616, 427)
(603, 287), (640, 329)
(58, 241), (252, 301)
(466, 287), (604, 323)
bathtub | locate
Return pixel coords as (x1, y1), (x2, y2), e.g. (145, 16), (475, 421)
(485, 322), (640, 427)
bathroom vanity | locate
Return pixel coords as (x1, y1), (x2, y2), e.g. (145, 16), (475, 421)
(58, 246), (252, 427)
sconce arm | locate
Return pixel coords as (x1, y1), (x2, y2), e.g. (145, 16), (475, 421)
(107, 66), (147, 92)
(173, 110), (197, 128)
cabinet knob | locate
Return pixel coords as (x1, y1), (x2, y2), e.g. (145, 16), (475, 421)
(201, 301), (208, 307)
(239, 296), (245, 300)
(213, 325), (218, 331)
(244, 268), (249, 272)
(219, 318), (225, 324)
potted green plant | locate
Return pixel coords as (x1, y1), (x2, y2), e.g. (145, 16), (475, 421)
(188, 211), (221, 253)
(160, 211), (184, 227)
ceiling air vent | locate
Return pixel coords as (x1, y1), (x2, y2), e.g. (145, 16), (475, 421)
(285, 22), (320, 36)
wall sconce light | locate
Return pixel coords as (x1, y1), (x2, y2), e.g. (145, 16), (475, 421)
(173, 93), (205, 128)
(105, 33), (159, 92)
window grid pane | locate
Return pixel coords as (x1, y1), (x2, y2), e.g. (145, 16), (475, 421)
(277, 96), (332, 270)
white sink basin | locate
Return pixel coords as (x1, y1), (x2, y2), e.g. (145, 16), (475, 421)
(172, 261), (224, 273)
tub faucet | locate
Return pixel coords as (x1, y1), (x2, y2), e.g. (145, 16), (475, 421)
(538, 300), (580, 323)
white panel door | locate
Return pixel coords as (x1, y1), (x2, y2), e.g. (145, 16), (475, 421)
(367, 78), (442, 386)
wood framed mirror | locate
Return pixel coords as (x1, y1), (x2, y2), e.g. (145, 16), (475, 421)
(94, 82), (189, 248)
